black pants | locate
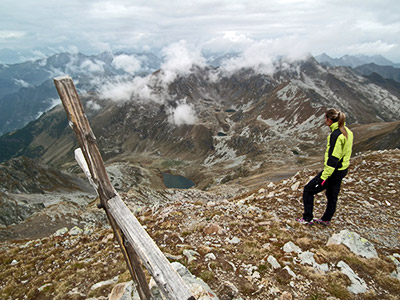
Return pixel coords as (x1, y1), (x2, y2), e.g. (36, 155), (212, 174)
(302, 169), (348, 222)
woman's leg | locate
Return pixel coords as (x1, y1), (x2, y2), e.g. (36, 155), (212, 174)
(302, 172), (325, 221)
(322, 169), (348, 221)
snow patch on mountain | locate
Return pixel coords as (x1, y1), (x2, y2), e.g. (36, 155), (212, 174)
(277, 83), (299, 102)
(203, 135), (245, 168)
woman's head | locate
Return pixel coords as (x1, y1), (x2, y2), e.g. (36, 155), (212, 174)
(325, 108), (348, 138)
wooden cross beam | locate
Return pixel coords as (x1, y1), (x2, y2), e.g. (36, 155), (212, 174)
(54, 76), (195, 300)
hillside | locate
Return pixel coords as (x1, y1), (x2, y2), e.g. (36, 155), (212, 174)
(354, 64), (400, 83)
(1, 57), (400, 190)
(1, 54), (399, 299)
(0, 51), (162, 135)
(0, 149), (399, 299)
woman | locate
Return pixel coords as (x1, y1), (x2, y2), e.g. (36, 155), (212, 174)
(297, 108), (353, 226)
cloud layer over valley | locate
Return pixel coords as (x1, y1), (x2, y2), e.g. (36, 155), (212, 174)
(1, 0), (399, 63)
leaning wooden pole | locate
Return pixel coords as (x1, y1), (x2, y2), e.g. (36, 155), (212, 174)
(54, 76), (195, 300)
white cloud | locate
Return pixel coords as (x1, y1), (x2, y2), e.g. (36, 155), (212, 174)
(86, 100), (101, 111)
(97, 41), (209, 103)
(98, 77), (135, 102)
(0, 30), (25, 39)
(112, 54), (141, 74)
(203, 31), (254, 52)
(355, 20), (400, 35)
(13, 79), (30, 87)
(170, 100), (197, 126)
(81, 59), (105, 74)
(160, 40), (206, 85)
(130, 75), (160, 102)
(344, 40), (398, 56)
(98, 73), (162, 103)
(1, 0), (400, 62)
(90, 40), (112, 53)
(219, 35), (310, 75)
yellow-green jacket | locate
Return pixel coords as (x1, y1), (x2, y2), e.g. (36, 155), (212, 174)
(321, 122), (353, 180)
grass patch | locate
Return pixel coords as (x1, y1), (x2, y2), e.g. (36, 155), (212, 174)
(161, 159), (185, 168)
(375, 272), (400, 294)
(199, 270), (215, 282)
(326, 282), (351, 300)
(306, 292), (324, 300)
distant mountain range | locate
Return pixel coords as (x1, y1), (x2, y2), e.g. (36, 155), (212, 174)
(354, 63), (400, 83)
(1, 56), (399, 190)
(0, 51), (162, 135)
(1, 51), (399, 136)
(315, 53), (400, 68)
(1, 49), (399, 300)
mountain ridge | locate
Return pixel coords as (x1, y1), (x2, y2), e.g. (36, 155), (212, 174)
(0, 51), (162, 134)
(1, 51), (400, 135)
(0, 52), (399, 299)
(315, 53), (400, 68)
(0, 57), (399, 197)
(1, 149), (399, 299)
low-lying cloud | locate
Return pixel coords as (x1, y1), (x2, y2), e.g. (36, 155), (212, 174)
(81, 59), (105, 74)
(112, 54), (141, 74)
(170, 100), (197, 126)
(98, 40), (209, 103)
(159, 40), (207, 86)
(94, 36), (314, 125)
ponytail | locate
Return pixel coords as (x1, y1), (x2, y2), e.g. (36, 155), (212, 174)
(326, 108), (348, 139)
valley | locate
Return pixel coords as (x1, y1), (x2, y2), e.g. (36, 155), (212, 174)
(0, 53), (399, 299)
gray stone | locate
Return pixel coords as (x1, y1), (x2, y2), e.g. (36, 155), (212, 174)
(291, 182), (300, 191)
(282, 241), (302, 254)
(90, 276), (119, 291)
(388, 255), (400, 280)
(38, 283), (53, 292)
(83, 223), (95, 235)
(267, 255), (281, 269)
(298, 251), (329, 272)
(205, 253), (216, 260)
(183, 249), (200, 263)
(337, 261), (368, 294)
(69, 225), (83, 236)
(53, 227), (68, 237)
(283, 266), (297, 278)
(216, 281), (239, 300)
(109, 281), (140, 300)
(170, 262), (219, 299)
(327, 230), (378, 259)
(226, 237), (241, 244)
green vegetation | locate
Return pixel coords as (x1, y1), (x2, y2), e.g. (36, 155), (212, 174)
(161, 159), (185, 168)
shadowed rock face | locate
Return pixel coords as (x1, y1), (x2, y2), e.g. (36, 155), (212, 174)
(0, 193), (45, 227)
(0, 156), (91, 194)
(0, 156), (94, 228)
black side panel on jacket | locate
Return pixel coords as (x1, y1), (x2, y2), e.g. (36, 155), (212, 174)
(327, 129), (343, 169)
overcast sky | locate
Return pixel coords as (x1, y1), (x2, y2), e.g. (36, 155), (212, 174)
(1, 0), (400, 62)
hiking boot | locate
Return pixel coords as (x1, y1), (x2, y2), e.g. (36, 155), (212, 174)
(313, 218), (331, 226)
(296, 217), (313, 226)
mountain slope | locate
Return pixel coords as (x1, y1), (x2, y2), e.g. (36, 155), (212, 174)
(351, 121), (400, 152)
(1, 149), (399, 299)
(0, 52), (162, 134)
(1, 57), (400, 190)
(355, 63), (400, 83)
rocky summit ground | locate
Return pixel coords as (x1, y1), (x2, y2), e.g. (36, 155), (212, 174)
(0, 149), (400, 300)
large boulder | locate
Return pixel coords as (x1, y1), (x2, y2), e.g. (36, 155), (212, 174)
(327, 230), (378, 259)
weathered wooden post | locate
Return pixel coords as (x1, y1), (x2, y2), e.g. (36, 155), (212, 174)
(54, 75), (195, 300)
